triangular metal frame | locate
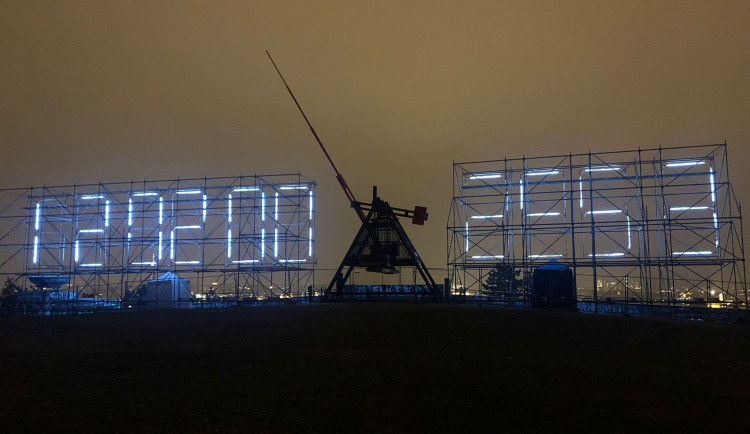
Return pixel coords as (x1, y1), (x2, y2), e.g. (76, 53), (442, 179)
(325, 196), (440, 299)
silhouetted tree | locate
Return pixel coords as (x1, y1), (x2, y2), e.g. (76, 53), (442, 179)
(1, 277), (21, 298)
(1, 277), (23, 316)
(482, 263), (523, 294)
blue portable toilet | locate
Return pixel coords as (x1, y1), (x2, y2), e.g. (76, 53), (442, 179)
(531, 260), (577, 310)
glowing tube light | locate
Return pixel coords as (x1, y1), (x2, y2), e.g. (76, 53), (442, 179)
(227, 229), (232, 258)
(33, 235), (39, 264)
(232, 260), (259, 264)
(133, 192), (158, 197)
(529, 254), (562, 259)
(588, 253), (625, 257)
(469, 173), (502, 180)
(279, 185), (308, 190)
(175, 225), (201, 230)
(159, 197), (164, 225)
(665, 161), (705, 168)
(471, 255), (505, 260)
(309, 191), (313, 220)
(670, 206), (711, 212)
(627, 215), (632, 250)
(159, 231), (164, 261)
(274, 193), (279, 220)
(105, 200), (110, 227)
(228, 194), (233, 223)
(80, 263), (103, 267)
(280, 259), (307, 263)
(465, 222), (469, 253)
(176, 190), (202, 195)
(470, 214), (503, 219)
(261, 228), (266, 258)
(233, 187), (259, 192)
(132, 261), (156, 267)
(203, 194), (207, 222)
(79, 229), (104, 234)
(169, 231), (173, 261)
(672, 251), (713, 256)
(261, 192), (266, 221)
(274, 228), (278, 257)
(128, 199), (133, 226)
(527, 212), (560, 217)
(35, 203), (41, 230)
(80, 195), (104, 200)
(309, 227), (313, 257)
(520, 178), (524, 210)
(710, 169), (716, 203)
(74, 240), (79, 262)
(584, 166), (621, 172)
(526, 170), (559, 176)
(175, 260), (200, 265)
(585, 210), (622, 215)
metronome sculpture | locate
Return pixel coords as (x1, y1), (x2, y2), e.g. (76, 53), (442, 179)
(267, 51), (440, 299)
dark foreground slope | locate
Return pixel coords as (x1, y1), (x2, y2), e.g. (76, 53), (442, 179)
(2, 303), (749, 433)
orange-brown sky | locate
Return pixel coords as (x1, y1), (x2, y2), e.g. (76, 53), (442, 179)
(2, 1), (749, 281)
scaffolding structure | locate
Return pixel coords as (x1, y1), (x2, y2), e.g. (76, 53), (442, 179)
(0, 174), (315, 307)
(448, 144), (747, 308)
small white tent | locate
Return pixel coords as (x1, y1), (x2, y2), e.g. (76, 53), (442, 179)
(137, 272), (192, 309)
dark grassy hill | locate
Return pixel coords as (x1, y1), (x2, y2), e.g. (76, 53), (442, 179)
(2, 303), (749, 432)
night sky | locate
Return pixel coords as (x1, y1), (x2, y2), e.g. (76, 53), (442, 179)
(2, 1), (749, 282)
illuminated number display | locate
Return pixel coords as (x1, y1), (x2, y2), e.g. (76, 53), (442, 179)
(27, 179), (315, 271)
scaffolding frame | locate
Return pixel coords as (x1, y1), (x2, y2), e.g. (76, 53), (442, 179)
(448, 143), (747, 308)
(0, 174), (315, 306)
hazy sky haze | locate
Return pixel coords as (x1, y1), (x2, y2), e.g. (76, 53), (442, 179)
(2, 1), (748, 278)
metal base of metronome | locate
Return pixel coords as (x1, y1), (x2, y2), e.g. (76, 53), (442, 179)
(325, 187), (440, 300)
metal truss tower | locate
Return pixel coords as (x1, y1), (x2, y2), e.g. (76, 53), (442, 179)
(448, 144), (747, 309)
(0, 174), (315, 307)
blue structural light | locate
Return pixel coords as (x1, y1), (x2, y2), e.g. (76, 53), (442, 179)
(35, 203), (41, 231)
(469, 173), (502, 180)
(202, 194), (207, 222)
(665, 160), (705, 167)
(228, 194), (232, 223)
(526, 170), (559, 176)
(33, 235), (38, 264)
(527, 212), (560, 217)
(471, 255), (505, 260)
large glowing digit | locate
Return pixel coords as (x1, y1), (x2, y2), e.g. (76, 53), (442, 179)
(228, 185), (263, 264)
(75, 194), (107, 267)
(128, 191), (160, 267)
(171, 189), (204, 265)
